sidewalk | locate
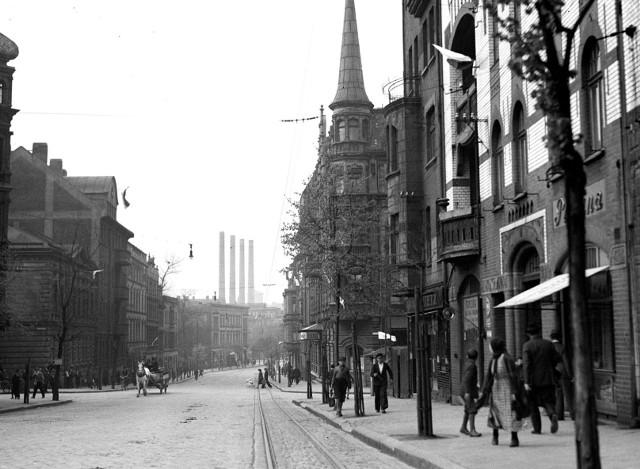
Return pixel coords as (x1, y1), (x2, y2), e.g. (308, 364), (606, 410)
(0, 372), (203, 414)
(278, 381), (639, 469)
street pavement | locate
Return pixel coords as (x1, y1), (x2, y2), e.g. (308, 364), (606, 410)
(279, 380), (639, 469)
(2, 371), (638, 468)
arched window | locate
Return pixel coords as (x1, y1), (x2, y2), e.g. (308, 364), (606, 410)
(512, 102), (527, 194)
(337, 120), (346, 142)
(348, 118), (359, 141)
(583, 39), (604, 153)
(491, 122), (504, 205)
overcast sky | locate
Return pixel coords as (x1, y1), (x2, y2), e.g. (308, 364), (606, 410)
(1, 0), (402, 304)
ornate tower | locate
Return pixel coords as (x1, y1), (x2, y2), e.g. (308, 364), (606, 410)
(0, 33), (18, 252)
(329, 0), (373, 152)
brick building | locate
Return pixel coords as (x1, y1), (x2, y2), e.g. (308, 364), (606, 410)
(389, 0), (640, 425)
(8, 144), (133, 387)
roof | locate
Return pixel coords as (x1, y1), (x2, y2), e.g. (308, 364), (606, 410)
(66, 176), (115, 194)
(330, 0), (372, 109)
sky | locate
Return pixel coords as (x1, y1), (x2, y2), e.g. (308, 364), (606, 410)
(1, 0), (402, 304)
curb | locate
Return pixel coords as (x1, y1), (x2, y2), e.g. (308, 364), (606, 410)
(0, 399), (72, 414)
(293, 399), (463, 469)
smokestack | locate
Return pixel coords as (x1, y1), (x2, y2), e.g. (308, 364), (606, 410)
(239, 239), (245, 304)
(218, 232), (226, 303)
(248, 240), (255, 303)
(229, 235), (236, 303)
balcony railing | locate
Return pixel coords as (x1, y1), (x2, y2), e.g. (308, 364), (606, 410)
(439, 209), (480, 262)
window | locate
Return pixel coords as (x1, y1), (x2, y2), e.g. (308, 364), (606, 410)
(512, 103), (527, 194)
(337, 120), (346, 142)
(492, 8), (500, 65)
(0, 82), (3, 104)
(388, 125), (398, 172)
(428, 8), (436, 61)
(425, 207), (432, 266)
(348, 118), (359, 141)
(422, 20), (429, 66)
(390, 214), (399, 264)
(362, 119), (370, 141)
(426, 108), (436, 160)
(491, 122), (504, 205)
(583, 39), (604, 153)
(413, 36), (420, 77)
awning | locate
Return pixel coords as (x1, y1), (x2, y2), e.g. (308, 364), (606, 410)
(494, 265), (609, 308)
(299, 323), (323, 332)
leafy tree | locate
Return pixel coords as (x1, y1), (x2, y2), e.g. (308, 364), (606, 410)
(491, 0), (601, 465)
(282, 165), (400, 416)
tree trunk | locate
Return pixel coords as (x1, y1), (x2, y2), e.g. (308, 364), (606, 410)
(351, 319), (364, 416)
(51, 364), (60, 401)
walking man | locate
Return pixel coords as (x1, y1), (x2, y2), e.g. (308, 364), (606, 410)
(330, 357), (353, 417)
(263, 368), (272, 388)
(550, 329), (574, 420)
(523, 323), (561, 434)
(370, 353), (393, 413)
(459, 349), (482, 437)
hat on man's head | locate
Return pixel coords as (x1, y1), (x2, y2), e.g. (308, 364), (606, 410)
(375, 353), (384, 359)
(526, 323), (542, 335)
(549, 329), (562, 340)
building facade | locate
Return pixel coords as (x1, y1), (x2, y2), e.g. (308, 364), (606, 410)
(390, 0), (640, 425)
(8, 144), (133, 386)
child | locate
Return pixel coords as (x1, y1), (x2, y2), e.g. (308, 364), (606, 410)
(460, 349), (481, 437)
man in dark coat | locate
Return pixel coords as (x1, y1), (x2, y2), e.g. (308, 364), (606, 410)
(459, 349), (481, 437)
(370, 353), (393, 413)
(330, 357), (352, 417)
(523, 323), (561, 434)
(11, 369), (20, 400)
(550, 329), (574, 420)
(262, 368), (272, 388)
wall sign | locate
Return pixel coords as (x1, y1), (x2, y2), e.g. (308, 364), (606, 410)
(553, 179), (605, 228)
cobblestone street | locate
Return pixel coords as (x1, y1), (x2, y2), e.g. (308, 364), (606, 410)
(1, 367), (412, 469)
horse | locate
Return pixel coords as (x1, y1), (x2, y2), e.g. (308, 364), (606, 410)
(136, 361), (149, 397)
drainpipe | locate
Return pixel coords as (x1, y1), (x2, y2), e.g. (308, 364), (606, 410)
(615, 0), (639, 423)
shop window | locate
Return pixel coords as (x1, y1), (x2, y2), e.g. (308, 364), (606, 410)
(583, 38), (604, 154)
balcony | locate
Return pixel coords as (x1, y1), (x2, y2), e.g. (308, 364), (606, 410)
(439, 208), (480, 263)
(115, 248), (131, 267)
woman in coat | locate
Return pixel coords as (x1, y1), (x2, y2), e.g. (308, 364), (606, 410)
(480, 337), (522, 447)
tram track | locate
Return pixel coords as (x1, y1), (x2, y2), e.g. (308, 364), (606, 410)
(256, 386), (348, 469)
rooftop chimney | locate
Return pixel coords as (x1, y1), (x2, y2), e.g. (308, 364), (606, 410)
(32, 142), (48, 164)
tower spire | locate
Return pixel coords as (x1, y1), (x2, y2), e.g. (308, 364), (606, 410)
(330, 0), (372, 110)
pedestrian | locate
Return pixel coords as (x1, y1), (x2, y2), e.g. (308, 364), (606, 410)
(550, 329), (574, 420)
(523, 323), (560, 434)
(257, 369), (264, 388)
(11, 369), (20, 400)
(459, 349), (481, 437)
(330, 357), (353, 417)
(370, 353), (393, 414)
(478, 337), (522, 447)
(32, 368), (46, 398)
(263, 368), (272, 388)
(120, 366), (129, 391)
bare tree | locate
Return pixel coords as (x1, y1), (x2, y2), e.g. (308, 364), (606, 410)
(159, 254), (182, 293)
(491, 1), (601, 465)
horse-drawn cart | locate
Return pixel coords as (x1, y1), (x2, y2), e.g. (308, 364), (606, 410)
(147, 369), (170, 393)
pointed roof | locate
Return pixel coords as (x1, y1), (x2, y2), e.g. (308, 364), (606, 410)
(330, 0), (372, 110)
